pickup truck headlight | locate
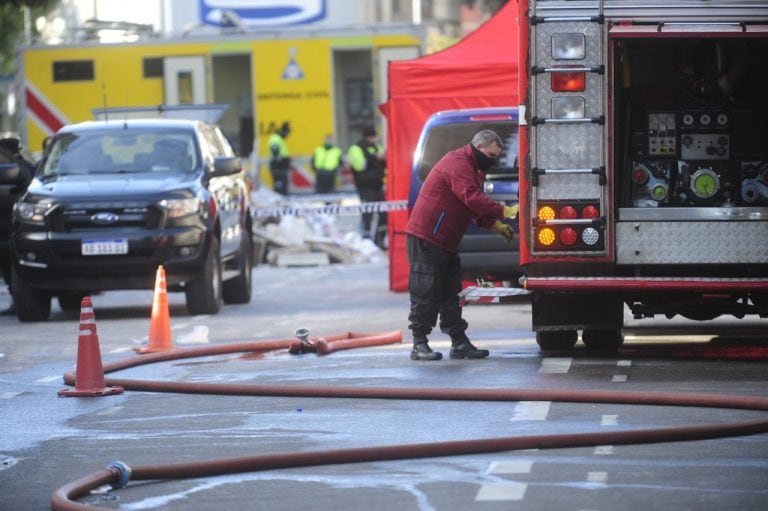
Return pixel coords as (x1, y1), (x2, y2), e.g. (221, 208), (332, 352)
(159, 197), (202, 218)
(16, 201), (55, 225)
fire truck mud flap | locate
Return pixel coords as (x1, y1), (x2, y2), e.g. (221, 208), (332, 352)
(532, 292), (624, 352)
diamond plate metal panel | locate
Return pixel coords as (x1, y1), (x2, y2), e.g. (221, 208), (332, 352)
(616, 221), (768, 264)
(537, 173), (604, 200)
(536, 73), (603, 118)
(532, 19), (604, 119)
(535, 123), (603, 169)
(534, 21), (602, 68)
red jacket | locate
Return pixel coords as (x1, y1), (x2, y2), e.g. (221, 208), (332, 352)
(406, 144), (504, 253)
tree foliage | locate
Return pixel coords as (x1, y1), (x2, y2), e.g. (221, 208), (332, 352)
(0, 0), (58, 75)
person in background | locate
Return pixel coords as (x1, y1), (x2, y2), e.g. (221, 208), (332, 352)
(0, 138), (36, 316)
(404, 129), (519, 361)
(347, 126), (387, 248)
(267, 122), (292, 195)
(312, 134), (343, 194)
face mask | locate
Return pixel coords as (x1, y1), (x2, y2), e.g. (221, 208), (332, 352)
(472, 145), (497, 171)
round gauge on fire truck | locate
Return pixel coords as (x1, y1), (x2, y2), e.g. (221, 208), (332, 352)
(682, 113), (694, 126)
(699, 113), (711, 126)
(690, 168), (720, 198)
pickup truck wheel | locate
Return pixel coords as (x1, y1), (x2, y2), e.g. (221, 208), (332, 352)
(535, 330), (577, 352)
(11, 265), (51, 322)
(582, 329), (624, 352)
(58, 292), (87, 312)
(185, 238), (222, 315)
(222, 232), (252, 304)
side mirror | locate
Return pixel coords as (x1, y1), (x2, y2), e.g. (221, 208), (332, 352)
(211, 156), (241, 177)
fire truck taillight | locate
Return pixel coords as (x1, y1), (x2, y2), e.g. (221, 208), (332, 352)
(581, 205), (599, 219)
(561, 227), (578, 246)
(552, 96), (585, 119)
(538, 227), (556, 246)
(559, 205), (577, 219)
(533, 200), (604, 252)
(551, 71), (586, 93)
(537, 206), (556, 221)
(582, 227), (600, 246)
(552, 33), (585, 60)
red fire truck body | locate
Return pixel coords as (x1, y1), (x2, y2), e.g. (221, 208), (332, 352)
(516, 0), (768, 351)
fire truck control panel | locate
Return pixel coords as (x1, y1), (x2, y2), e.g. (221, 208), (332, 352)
(630, 107), (768, 208)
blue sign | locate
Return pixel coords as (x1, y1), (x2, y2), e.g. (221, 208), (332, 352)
(200, 0), (327, 28)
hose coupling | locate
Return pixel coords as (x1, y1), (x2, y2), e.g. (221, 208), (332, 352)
(107, 460), (132, 489)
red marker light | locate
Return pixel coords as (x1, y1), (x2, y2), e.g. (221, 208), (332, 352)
(582, 205), (599, 219)
(560, 227), (578, 246)
(560, 205), (578, 219)
(551, 71), (586, 92)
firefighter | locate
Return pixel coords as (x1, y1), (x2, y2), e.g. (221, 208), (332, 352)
(347, 126), (387, 248)
(312, 134), (343, 194)
(268, 122), (292, 195)
(405, 129), (519, 361)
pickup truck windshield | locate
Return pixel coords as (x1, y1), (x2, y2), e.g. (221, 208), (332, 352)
(41, 129), (198, 177)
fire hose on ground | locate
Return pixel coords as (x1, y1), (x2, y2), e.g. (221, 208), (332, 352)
(51, 330), (768, 511)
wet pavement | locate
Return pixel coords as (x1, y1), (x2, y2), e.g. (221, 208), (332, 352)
(1, 261), (767, 510)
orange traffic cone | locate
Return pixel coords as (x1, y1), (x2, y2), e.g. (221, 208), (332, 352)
(59, 296), (124, 397)
(136, 265), (173, 353)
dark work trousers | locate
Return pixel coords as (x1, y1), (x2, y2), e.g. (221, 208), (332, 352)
(270, 165), (290, 195)
(406, 234), (467, 343)
(358, 186), (387, 247)
(315, 170), (336, 194)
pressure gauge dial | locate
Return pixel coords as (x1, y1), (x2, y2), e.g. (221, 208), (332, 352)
(682, 113), (694, 126)
(690, 168), (720, 199)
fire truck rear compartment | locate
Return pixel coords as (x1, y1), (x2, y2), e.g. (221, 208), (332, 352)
(526, 18), (768, 352)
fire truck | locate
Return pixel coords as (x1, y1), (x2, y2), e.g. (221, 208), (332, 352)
(516, 0), (768, 351)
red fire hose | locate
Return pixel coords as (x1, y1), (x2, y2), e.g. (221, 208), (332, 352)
(52, 331), (768, 511)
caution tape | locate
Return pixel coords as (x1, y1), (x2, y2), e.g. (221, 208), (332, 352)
(251, 200), (409, 218)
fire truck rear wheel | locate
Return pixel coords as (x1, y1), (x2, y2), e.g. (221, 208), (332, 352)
(536, 330), (577, 352)
(581, 329), (624, 352)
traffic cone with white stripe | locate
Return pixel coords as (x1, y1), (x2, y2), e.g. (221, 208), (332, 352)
(59, 296), (124, 397)
(136, 265), (173, 353)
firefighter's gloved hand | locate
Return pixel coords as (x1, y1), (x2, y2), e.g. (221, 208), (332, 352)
(503, 204), (519, 218)
(491, 221), (514, 242)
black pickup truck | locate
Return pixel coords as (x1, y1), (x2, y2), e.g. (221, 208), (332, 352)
(8, 119), (253, 321)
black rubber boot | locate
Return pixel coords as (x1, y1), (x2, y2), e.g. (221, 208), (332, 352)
(410, 342), (443, 361)
(449, 338), (489, 359)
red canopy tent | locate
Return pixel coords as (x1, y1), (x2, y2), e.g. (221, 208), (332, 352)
(381, 0), (521, 291)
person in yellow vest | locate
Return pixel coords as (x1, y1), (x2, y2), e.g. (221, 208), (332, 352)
(267, 122), (291, 195)
(311, 134), (343, 194)
(347, 126), (387, 248)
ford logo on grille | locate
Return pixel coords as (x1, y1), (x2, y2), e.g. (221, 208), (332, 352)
(91, 212), (119, 224)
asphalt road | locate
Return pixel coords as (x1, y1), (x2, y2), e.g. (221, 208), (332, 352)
(1, 260), (767, 511)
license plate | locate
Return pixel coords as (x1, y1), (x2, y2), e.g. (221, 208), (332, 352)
(81, 239), (128, 256)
